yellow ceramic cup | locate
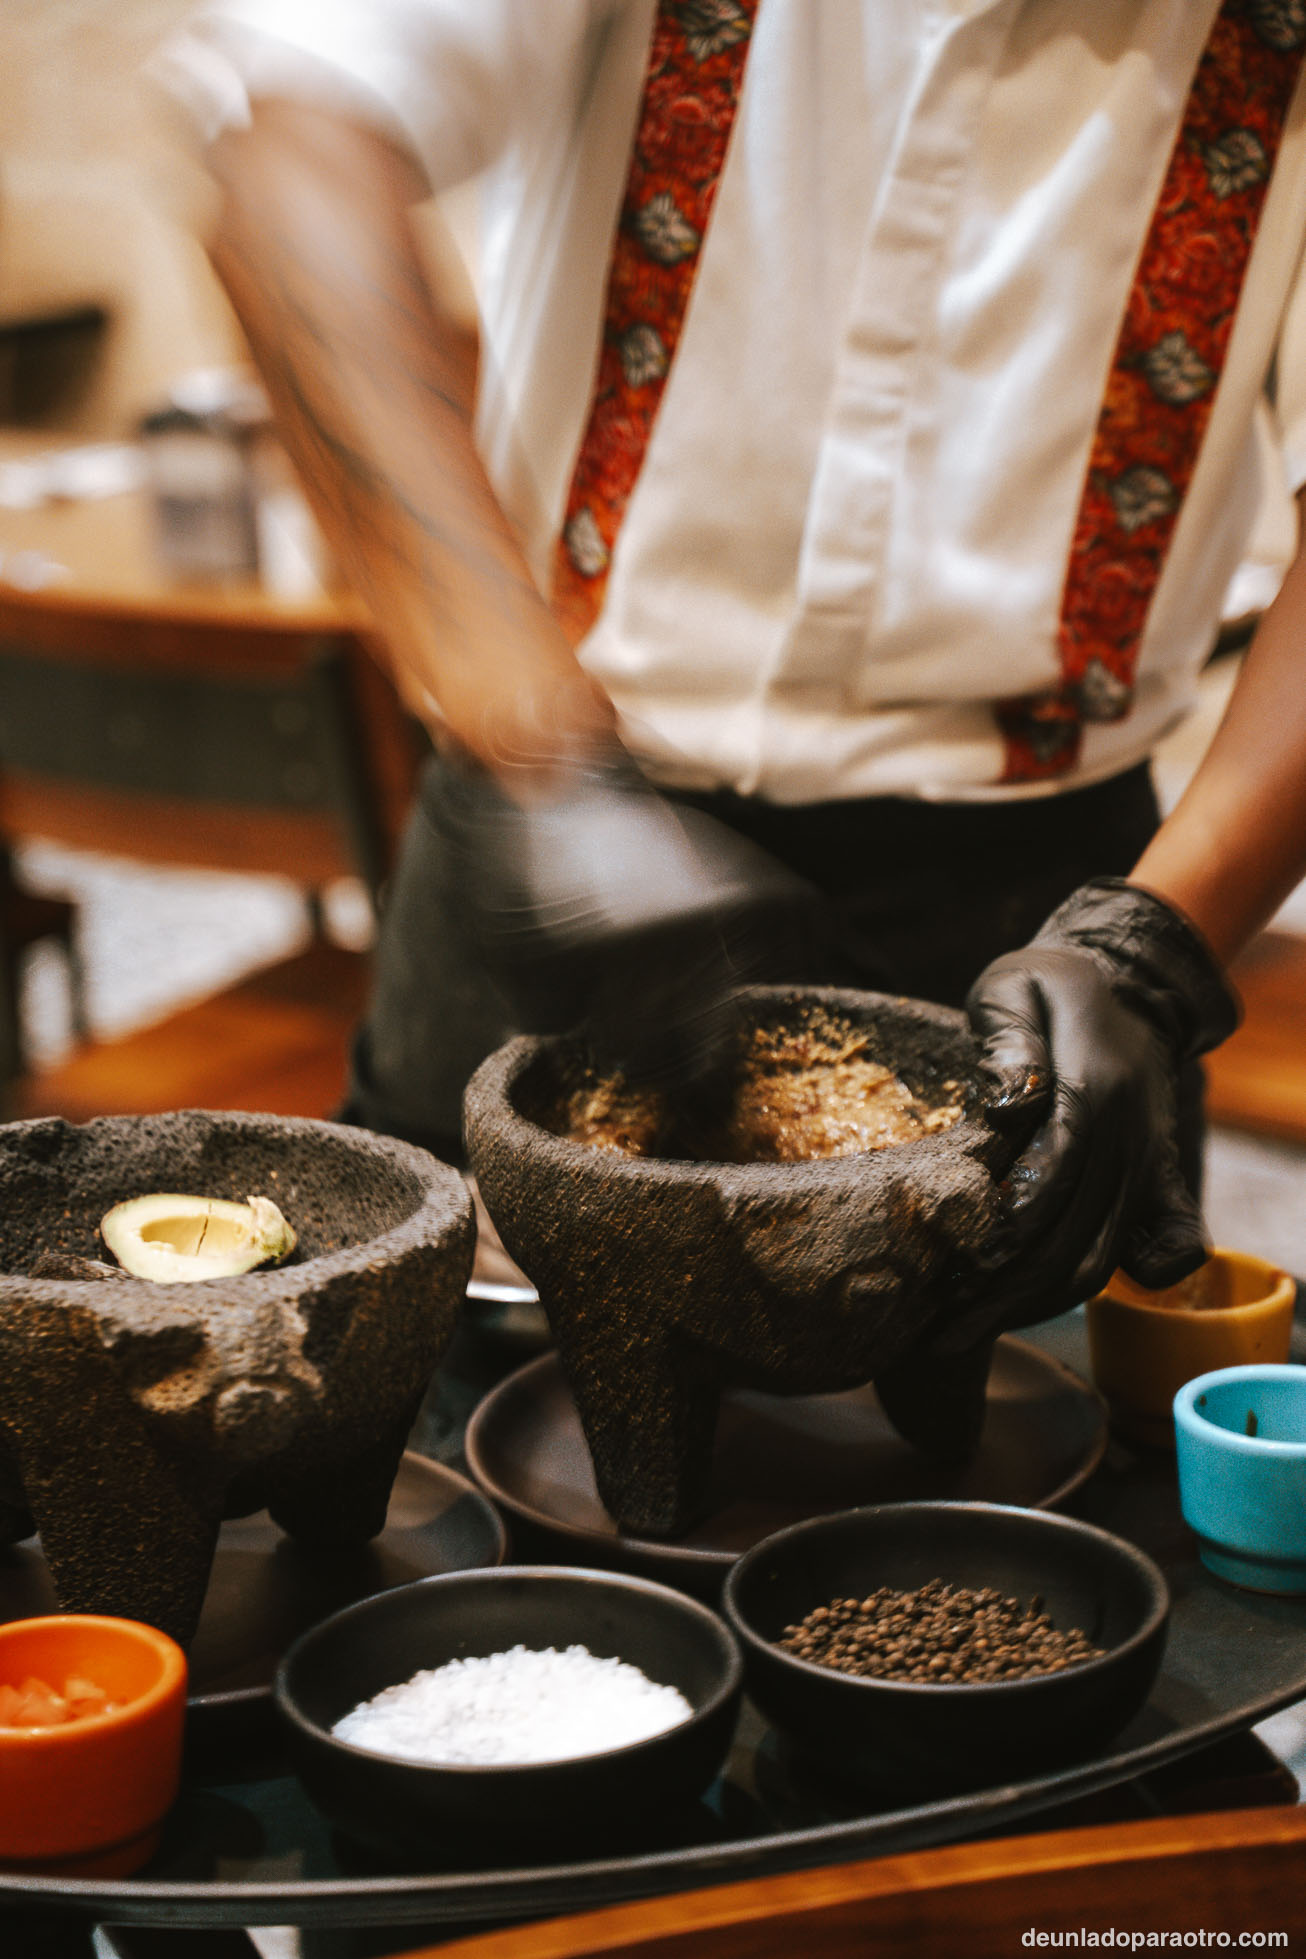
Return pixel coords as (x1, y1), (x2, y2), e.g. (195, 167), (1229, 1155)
(1086, 1248), (1296, 1449)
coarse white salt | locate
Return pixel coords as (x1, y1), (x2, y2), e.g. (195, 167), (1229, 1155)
(332, 1644), (694, 1766)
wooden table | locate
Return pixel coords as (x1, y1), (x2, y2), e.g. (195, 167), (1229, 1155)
(0, 428), (369, 635)
(415, 1805), (1306, 1958)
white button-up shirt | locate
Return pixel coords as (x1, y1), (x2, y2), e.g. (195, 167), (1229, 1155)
(167, 0), (1306, 802)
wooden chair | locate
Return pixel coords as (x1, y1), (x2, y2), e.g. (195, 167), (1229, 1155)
(0, 573), (426, 1090)
(396, 1806), (1306, 1959)
(0, 587), (422, 901)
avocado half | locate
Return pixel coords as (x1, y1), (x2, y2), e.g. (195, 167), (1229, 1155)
(100, 1193), (296, 1283)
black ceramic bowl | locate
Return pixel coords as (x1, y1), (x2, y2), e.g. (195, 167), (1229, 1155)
(275, 1565), (743, 1856)
(722, 1502), (1168, 1791)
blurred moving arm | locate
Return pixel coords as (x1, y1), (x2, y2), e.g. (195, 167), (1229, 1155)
(205, 99), (616, 785)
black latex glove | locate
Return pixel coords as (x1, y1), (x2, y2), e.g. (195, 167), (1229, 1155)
(873, 878), (1239, 1461)
(440, 751), (812, 1092)
(963, 876), (1239, 1320)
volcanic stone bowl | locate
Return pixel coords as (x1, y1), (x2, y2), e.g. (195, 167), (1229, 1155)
(0, 1110), (474, 1644)
(722, 1502), (1169, 1791)
(274, 1565), (743, 1854)
(464, 985), (1018, 1541)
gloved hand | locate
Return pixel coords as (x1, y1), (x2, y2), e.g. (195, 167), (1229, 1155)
(963, 877), (1239, 1321)
(873, 878), (1239, 1461)
(439, 750), (813, 1091)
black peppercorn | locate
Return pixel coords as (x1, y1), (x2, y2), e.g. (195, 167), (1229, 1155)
(777, 1580), (1102, 1683)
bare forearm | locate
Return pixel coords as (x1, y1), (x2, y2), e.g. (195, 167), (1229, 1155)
(206, 100), (613, 777)
(1129, 494), (1306, 964)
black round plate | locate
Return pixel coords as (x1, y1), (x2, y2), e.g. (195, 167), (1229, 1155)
(465, 1340), (1107, 1586)
(0, 1453), (508, 1710)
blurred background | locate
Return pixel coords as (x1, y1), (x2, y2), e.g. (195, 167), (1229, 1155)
(3, 8), (1306, 1951)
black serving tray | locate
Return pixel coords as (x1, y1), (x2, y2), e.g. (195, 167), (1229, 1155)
(2, 1307), (1305, 1938)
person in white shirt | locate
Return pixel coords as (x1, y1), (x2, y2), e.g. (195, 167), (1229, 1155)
(164, 0), (1306, 1389)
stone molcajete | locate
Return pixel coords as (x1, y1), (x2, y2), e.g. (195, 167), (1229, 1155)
(0, 1111), (473, 1643)
(465, 986), (1021, 1539)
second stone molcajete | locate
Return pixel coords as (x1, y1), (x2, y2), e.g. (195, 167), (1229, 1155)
(465, 986), (1020, 1539)
(0, 1110), (474, 1643)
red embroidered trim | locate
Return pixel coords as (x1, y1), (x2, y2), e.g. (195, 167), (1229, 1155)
(552, 0), (759, 642)
(999, 0), (1306, 784)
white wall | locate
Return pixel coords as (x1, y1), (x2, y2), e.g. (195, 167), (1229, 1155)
(1, 1), (250, 432)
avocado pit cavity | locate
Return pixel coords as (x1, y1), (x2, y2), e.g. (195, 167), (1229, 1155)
(100, 1193), (296, 1282)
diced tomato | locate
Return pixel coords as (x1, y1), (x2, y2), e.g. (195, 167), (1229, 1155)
(63, 1675), (111, 1714)
(0, 1673), (118, 1727)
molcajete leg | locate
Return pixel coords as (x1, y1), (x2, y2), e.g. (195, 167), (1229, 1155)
(6, 1403), (220, 1646)
(874, 1338), (996, 1464)
(557, 1320), (724, 1538)
(0, 1306), (221, 1643)
(265, 1395), (422, 1545)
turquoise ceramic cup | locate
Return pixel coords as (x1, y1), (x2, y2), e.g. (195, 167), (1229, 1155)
(1174, 1364), (1306, 1594)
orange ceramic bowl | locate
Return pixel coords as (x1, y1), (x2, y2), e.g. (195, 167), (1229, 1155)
(0, 1615), (187, 1876)
(1086, 1249), (1296, 1450)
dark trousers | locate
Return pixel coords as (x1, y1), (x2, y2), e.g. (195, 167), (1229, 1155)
(344, 756), (1203, 1183)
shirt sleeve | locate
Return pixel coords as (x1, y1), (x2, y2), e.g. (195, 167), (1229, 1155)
(1272, 237), (1306, 497)
(158, 0), (622, 190)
